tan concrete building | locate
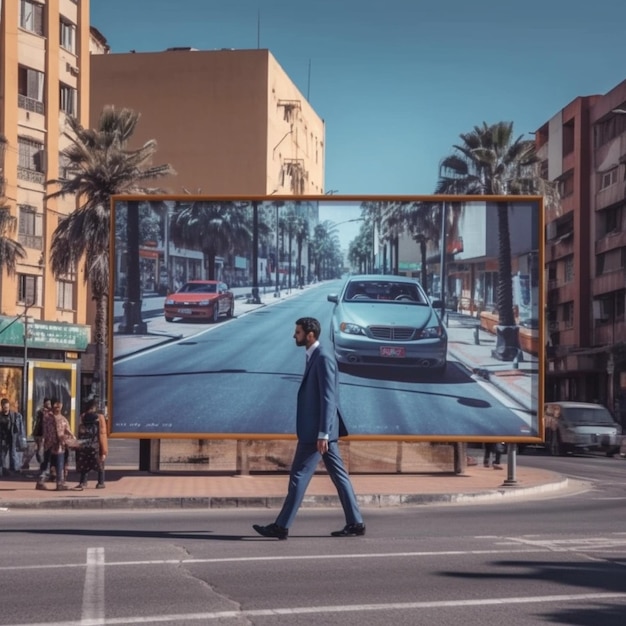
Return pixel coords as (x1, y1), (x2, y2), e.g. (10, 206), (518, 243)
(0, 0), (91, 422)
(90, 48), (325, 196)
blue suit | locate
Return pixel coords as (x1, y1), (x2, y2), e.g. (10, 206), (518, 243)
(275, 343), (363, 529)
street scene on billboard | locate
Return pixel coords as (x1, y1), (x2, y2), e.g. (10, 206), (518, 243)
(109, 195), (542, 440)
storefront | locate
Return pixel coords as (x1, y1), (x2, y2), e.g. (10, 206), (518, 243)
(0, 316), (90, 432)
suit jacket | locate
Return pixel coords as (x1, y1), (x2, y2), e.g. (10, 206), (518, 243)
(297, 343), (348, 443)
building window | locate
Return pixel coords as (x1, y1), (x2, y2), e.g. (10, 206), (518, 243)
(18, 66), (45, 114)
(56, 280), (74, 311)
(60, 18), (76, 53)
(595, 110), (626, 148)
(18, 205), (43, 250)
(60, 84), (77, 116)
(19, 0), (44, 36)
(557, 171), (574, 197)
(18, 274), (40, 306)
(562, 301), (574, 329)
(599, 167), (618, 191)
(58, 153), (72, 179)
(17, 137), (45, 183)
(564, 256), (574, 283)
(603, 205), (624, 235)
(562, 121), (575, 156)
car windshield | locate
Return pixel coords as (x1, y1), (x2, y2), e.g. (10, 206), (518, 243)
(178, 283), (217, 294)
(343, 281), (426, 304)
(563, 407), (615, 424)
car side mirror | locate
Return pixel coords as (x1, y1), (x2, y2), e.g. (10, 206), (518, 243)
(327, 294), (338, 303)
(430, 299), (443, 310)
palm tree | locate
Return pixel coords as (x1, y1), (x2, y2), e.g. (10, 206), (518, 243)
(46, 106), (175, 404)
(170, 200), (252, 281)
(436, 121), (554, 360)
(401, 201), (440, 289)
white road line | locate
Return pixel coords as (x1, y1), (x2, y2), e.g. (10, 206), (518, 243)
(8, 592), (626, 626)
(81, 547), (105, 625)
(0, 548), (550, 572)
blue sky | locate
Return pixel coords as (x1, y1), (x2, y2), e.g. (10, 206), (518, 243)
(91, 0), (626, 204)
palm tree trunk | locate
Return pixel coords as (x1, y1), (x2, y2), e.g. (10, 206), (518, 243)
(94, 289), (108, 410)
(420, 240), (427, 288)
(492, 202), (520, 361)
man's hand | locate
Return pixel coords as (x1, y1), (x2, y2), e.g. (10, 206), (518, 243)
(316, 439), (328, 455)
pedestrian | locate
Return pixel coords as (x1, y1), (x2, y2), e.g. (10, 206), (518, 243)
(0, 398), (26, 476)
(21, 397), (50, 471)
(483, 442), (504, 470)
(73, 399), (108, 490)
(253, 317), (365, 540)
(36, 398), (76, 491)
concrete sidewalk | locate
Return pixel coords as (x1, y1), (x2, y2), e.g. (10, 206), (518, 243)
(0, 464), (568, 510)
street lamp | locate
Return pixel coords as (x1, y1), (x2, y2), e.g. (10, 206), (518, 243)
(275, 203), (281, 297)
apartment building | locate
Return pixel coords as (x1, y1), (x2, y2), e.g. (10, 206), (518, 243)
(90, 46), (325, 293)
(538, 80), (626, 425)
(0, 0), (91, 426)
(90, 47), (325, 196)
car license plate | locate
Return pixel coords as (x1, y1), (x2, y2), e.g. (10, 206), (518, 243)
(178, 308), (192, 314)
(380, 346), (405, 358)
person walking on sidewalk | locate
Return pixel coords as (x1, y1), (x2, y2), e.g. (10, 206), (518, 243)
(73, 399), (108, 490)
(36, 398), (76, 491)
(21, 397), (50, 471)
(0, 398), (25, 476)
(253, 317), (365, 540)
(483, 442), (504, 470)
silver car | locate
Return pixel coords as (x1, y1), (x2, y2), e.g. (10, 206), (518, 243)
(327, 275), (447, 375)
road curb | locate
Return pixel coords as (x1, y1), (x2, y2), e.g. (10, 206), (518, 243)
(0, 477), (569, 510)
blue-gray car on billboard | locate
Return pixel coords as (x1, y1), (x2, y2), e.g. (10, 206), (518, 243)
(327, 275), (447, 376)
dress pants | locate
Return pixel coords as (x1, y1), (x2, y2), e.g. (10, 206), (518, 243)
(275, 440), (363, 529)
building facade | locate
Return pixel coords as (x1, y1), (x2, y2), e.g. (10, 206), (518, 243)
(0, 0), (91, 427)
(90, 47), (325, 298)
(538, 80), (626, 425)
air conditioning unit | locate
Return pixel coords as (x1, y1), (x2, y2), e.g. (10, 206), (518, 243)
(546, 221), (557, 241)
(65, 62), (79, 76)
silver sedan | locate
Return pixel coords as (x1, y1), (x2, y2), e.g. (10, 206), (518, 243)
(327, 275), (447, 375)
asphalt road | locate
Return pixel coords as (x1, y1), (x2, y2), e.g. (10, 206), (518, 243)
(1, 454), (625, 626)
(111, 281), (530, 437)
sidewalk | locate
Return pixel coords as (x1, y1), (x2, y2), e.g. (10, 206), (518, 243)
(0, 285), (551, 510)
(0, 464), (568, 510)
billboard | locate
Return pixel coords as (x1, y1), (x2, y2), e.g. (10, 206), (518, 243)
(108, 195), (543, 443)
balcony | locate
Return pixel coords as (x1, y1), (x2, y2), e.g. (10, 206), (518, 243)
(18, 95), (44, 115)
(17, 167), (45, 185)
(595, 229), (626, 256)
(18, 234), (43, 250)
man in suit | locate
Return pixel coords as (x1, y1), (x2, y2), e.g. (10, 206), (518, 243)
(253, 317), (365, 540)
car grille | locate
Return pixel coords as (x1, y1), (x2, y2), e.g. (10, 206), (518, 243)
(368, 326), (416, 341)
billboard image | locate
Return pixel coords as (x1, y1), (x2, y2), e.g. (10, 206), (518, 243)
(109, 195), (543, 442)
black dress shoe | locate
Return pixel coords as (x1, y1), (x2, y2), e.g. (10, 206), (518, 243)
(252, 523), (288, 540)
(331, 523), (366, 537)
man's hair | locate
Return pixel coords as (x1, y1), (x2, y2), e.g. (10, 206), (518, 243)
(50, 398), (60, 406)
(43, 397), (50, 403)
(84, 398), (98, 412)
(295, 317), (321, 339)
(0, 398), (9, 406)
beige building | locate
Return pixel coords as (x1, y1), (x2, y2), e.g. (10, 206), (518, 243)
(0, 0), (92, 422)
(90, 47), (325, 196)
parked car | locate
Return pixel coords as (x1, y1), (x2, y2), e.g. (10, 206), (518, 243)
(164, 280), (234, 323)
(327, 275), (447, 375)
(543, 401), (622, 455)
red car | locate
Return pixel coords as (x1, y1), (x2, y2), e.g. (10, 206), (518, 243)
(164, 280), (234, 323)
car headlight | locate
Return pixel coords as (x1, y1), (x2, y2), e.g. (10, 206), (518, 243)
(339, 322), (366, 335)
(165, 299), (175, 305)
(420, 326), (443, 338)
